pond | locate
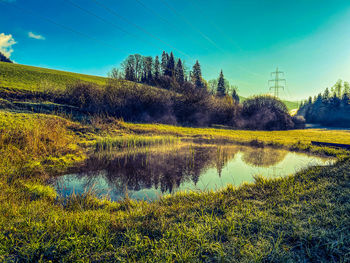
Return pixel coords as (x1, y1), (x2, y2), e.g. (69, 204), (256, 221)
(51, 144), (334, 201)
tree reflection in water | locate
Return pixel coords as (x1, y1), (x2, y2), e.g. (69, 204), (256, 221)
(56, 144), (291, 199)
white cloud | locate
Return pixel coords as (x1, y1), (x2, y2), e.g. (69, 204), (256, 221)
(28, 32), (45, 40)
(0, 33), (16, 58)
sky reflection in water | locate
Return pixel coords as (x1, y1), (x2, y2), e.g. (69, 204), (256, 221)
(52, 144), (334, 201)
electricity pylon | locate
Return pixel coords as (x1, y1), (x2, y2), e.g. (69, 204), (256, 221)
(268, 67), (286, 98)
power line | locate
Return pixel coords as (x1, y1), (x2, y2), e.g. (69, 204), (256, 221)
(90, 0), (190, 58)
(0, 1), (125, 53)
(133, 0), (182, 35)
(268, 67), (286, 98)
(159, 0), (225, 53)
(188, 0), (243, 52)
(64, 0), (164, 51)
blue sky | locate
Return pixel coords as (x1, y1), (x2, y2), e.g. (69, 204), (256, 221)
(1, 0), (350, 100)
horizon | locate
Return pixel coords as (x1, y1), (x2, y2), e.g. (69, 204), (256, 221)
(1, 0), (350, 100)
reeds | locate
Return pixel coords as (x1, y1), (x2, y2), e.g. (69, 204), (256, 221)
(94, 135), (181, 152)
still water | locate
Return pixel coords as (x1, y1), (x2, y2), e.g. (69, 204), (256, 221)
(52, 144), (334, 201)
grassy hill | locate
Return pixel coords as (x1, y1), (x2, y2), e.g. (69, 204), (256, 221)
(0, 62), (107, 92)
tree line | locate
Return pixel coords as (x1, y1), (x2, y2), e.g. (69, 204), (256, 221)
(298, 80), (350, 127)
(110, 51), (239, 102)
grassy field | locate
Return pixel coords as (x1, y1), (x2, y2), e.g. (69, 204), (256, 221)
(0, 62), (349, 261)
(0, 109), (349, 262)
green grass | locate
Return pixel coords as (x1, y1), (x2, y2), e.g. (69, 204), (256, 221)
(0, 62), (349, 261)
(0, 62), (107, 92)
(0, 111), (349, 261)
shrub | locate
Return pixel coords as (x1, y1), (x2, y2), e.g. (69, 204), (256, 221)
(242, 95), (294, 130)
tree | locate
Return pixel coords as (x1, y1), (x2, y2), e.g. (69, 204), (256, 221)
(122, 55), (136, 81)
(134, 54), (143, 82)
(216, 70), (226, 97)
(165, 52), (175, 77)
(108, 68), (121, 79)
(232, 88), (240, 103)
(332, 79), (343, 98)
(143, 56), (153, 84)
(344, 81), (350, 95)
(0, 52), (12, 63)
(161, 51), (168, 76)
(208, 79), (218, 94)
(308, 96), (312, 104)
(191, 60), (204, 89)
(154, 56), (160, 80)
(175, 59), (184, 85)
(323, 88), (330, 101)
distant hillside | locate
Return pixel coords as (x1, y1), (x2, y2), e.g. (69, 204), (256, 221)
(0, 62), (107, 92)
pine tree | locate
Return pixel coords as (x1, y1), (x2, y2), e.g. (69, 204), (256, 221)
(216, 70), (226, 97)
(161, 51), (168, 76)
(0, 52), (12, 63)
(232, 88), (240, 103)
(191, 60), (203, 89)
(165, 52), (175, 77)
(323, 88), (330, 101)
(175, 59), (184, 85)
(154, 56), (160, 80)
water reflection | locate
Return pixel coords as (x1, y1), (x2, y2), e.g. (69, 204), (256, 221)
(52, 144), (333, 201)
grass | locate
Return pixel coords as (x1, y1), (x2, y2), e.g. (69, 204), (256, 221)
(0, 62), (107, 92)
(0, 110), (349, 261)
(93, 135), (181, 152)
(0, 62), (349, 261)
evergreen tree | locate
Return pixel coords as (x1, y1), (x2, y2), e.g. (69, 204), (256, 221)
(308, 96), (312, 104)
(161, 51), (168, 76)
(154, 56), (160, 80)
(232, 88), (240, 103)
(191, 60), (203, 89)
(175, 59), (185, 85)
(216, 70), (226, 97)
(0, 52), (12, 63)
(165, 52), (175, 77)
(323, 88), (330, 101)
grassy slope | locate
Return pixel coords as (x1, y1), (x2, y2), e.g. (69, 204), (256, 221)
(0, 62), (107, 92)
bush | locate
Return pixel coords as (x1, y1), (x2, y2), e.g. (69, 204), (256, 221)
(242, 95), (294, 130)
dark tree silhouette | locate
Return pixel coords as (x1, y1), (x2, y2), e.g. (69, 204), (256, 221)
(191, 60), (204, 89)
(232, 88), (240, 103)
(216, 70), (226, 97)
(0, 52), (12, 63)
(175, 59), (185, 85)
(154, 55), (160, 80)
(165, 52), (175, 77)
